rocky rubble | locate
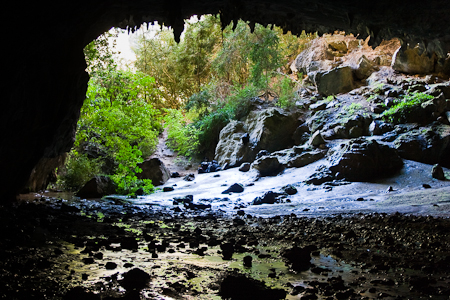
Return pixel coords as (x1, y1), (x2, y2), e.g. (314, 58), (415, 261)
(2, 198), (450, 299)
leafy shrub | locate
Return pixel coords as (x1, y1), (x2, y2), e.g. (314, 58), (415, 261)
(273, 76), (298, 109)
(164, 109), (200, 157)
(57, 151), (102, 191)
(381, 92), (433, 124)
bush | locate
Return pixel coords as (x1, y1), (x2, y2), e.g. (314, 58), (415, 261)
(273, 76), (298, 109)
(164, 109), (200, 157)
(57, 151), (102, 191)
(381, 92), (434, 124)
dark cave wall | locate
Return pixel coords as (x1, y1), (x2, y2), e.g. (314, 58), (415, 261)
(2, 0), (450, 199)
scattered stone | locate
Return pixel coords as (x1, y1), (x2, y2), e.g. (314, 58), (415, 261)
(282, 184), (298, 195)
(173, 195), (194, 205)
(243, 255), (253, 268)
(183, 174), (195, 181)
(221, 183), (244, 194)
(422, 183), (432, 189)
(236, 210), (245, 216)
(386, 186), (395, 192)
(281, 245), (316, 272)
(256, 150), (271, 159)
(119, 268), (151, 291)
(252, 191), (284, 205)
(239, 162), (251, 172)
(219, 271), (286, 300)
(241, 133), (250, 144)
(432, 164), (446, 180)
(163, 186), (174, 192)
(105, 262), (117, 270)
(198, 160), (222, 174)
(171, 172), (180, 178)
(252, 156), (285, 177)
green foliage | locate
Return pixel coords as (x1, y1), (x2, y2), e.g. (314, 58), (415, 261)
(164, 109), (200, 157)
(381, 92), (433, 123)
(273, 76), (298, 109)
(133, 15), (222, 107)
(57, 151), (102, 191)
(345, 102), (363, 115)
(58, 34), (162, 195)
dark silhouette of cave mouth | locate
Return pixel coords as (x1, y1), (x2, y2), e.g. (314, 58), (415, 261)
(4, 0), (450, 199)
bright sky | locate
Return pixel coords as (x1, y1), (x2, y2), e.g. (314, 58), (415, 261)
(109, 16), (200, 69)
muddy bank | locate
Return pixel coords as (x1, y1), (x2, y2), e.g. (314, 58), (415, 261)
(1, 195), (450, 299)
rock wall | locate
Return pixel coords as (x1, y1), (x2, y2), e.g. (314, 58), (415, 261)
(3, 0), (450, 199)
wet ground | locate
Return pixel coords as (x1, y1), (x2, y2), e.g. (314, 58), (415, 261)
(3, 158), (450, 299)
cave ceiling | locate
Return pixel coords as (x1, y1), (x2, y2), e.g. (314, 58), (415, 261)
(2, 0), (450, 199)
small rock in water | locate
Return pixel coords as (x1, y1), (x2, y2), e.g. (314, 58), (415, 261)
(243, 255), (252, 268)
(432, 164), (446, 180)
(356, 197), (365, 201)
(422, 184), (431, 189)
(171, 172), (180, 178)
(386, 186), (394, 192)
(222, 183), (244, 194)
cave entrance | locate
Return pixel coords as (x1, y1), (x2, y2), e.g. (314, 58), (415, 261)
(50, 16), (316, 199)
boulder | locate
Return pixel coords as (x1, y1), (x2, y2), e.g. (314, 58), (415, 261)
(245, 107), (299, 152)
(328, 138), (403, 181)
(432, 164), (446, 180)
(215, 108), (299, 167)
(314, 66), (354, 96)
(251, 191), (283, 205)
(394, 125), (450, 167)
(287, 150), (326, 168)
(76, 176), (117, 198)
(137, 158), (170, 186)
(309, 131), (325, 147)
(391, 43), (436, 74)
(214, 121), (254, 168)
(222, 183), (244, 194)
(119, 268), (151, 291)
(252, 156), (285, 177)
(239, 163), (251, 172)
(354, 55), (374, 80)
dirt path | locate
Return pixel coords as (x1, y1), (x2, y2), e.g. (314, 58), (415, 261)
(150, 128), (198, 176)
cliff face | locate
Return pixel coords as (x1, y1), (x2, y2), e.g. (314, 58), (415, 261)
(2, 0), (450, 199)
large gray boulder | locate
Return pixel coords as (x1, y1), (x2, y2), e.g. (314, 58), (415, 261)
(137, 158), (170, 186)
(76, 175), (117, 198)
(314, 66), (354, 96)
(214, 121), (255, 168)
(394, 124), (450, 168)
(251, 156), (285, 177)
(328, 138), (403, 181)
(391, 43), (435, 74)
(215, 107), (300, 167)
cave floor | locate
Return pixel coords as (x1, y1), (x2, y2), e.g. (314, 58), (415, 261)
(4, 160), (450, 299)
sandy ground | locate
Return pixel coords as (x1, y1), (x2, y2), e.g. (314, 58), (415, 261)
(130, 158), (450, 218)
